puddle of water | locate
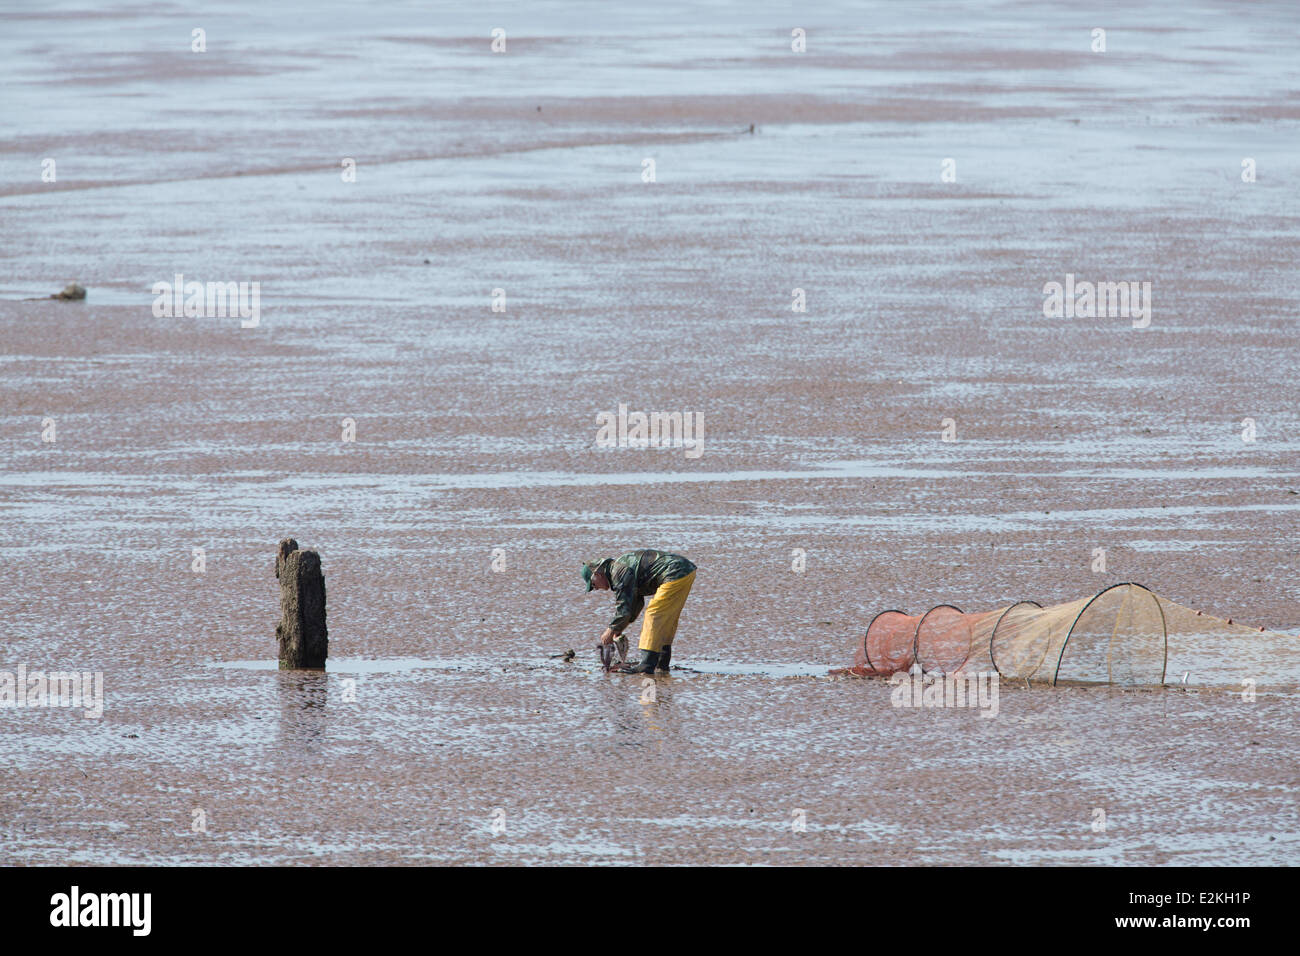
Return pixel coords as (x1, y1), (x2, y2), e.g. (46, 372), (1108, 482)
(210, 656), (833, 678)
(210, 656), (485, 674)
(670, 660), (830, 678)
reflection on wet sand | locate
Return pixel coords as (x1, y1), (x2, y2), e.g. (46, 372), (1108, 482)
(277, 670), (328, 754)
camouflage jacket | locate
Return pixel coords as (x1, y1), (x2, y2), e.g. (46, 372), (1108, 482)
(607, 549), (696, 633)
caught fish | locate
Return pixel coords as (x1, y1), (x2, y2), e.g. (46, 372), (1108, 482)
(598, 635), (629, 672)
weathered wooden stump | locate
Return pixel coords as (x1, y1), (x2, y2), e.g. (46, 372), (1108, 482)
(275, 537), (327, 669)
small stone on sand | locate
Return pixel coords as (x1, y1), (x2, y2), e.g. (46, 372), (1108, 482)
(52, 282), (86, 301)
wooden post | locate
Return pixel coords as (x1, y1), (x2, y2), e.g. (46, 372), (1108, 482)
(275, 537), (328, 669)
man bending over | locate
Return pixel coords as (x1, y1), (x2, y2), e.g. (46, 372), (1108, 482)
(581, 549), (697, 674)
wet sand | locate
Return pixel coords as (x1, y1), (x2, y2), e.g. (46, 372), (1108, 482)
(1, 1), (1298, 865)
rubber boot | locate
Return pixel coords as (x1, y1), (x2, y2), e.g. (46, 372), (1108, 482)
(656, 645), (672, 672)
(618, 649), (661, 674)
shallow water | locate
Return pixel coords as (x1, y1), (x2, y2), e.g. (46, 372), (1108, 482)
(2, 0), (1298, 865)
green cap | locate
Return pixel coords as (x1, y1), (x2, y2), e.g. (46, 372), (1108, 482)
(581, 558), (610, 592)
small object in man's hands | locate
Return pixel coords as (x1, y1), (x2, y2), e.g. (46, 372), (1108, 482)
(597, 635), (628, 671)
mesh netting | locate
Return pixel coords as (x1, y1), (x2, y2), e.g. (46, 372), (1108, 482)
(838, 583), (1300, 689)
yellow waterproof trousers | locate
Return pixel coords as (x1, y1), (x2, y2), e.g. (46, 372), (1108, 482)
(638, 570), (695, 652)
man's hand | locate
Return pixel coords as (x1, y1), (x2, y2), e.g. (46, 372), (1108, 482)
(599, 628), (619, 646)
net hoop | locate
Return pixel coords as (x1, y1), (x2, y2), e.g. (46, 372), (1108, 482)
(988, 600), (1043, 677)
(1053, 581), (1168, 686)
(913, 603), (967, 674)
(864, 609), (911, 675)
